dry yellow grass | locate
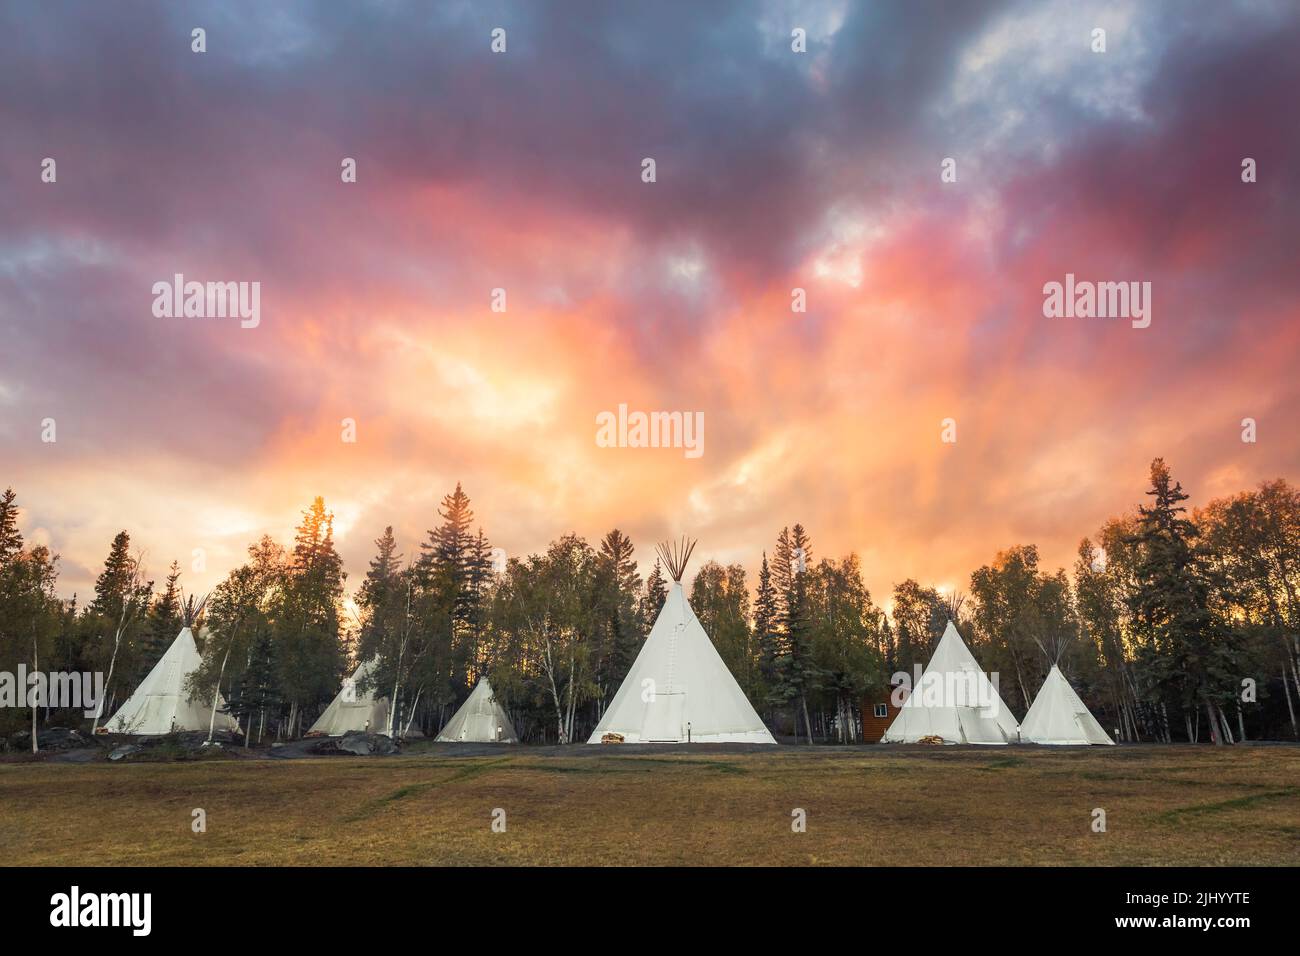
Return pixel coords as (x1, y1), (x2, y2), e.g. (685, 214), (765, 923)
(2, 745), (1297, 866)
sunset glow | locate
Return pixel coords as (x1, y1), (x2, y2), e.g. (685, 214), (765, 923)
(2, 1), (1297, 601)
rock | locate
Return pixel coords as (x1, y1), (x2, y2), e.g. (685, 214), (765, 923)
(152, 730), (242, 752)
(340, 731), (399, 756)
(308, 731), (400, 756)
(11, 726), (93, 752)
(109, 744), (144, 761)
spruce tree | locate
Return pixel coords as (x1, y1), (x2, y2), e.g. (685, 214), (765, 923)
(879, 616), (896, 675)
(413, 484), (486, 695)
(467, 528), (494, 671)
(642, 558), (668, 628)
(754, 552), (779, 687)
(0, 488), (23, 565)
(89, 531), (135, 621)
(1128, 459), (1238, 742)
(142, 561), (183, 672)
(595, 529), (641, 704)
(276, 498), (346, 734)
(358, 526), (403, 639)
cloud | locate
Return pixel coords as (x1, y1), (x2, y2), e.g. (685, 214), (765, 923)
(2, 0), (1297, 601)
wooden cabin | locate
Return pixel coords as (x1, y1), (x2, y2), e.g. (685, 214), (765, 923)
(860, 690), (902, 743)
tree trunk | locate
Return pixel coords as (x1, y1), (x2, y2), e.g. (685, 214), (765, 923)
(801, 695), (813, 745)
(1202, 698), (1221, 745)
(1289, 640), (1300, 701)
(564, 651), (577, 743)
(403, 685), (424, 738)
(31, 637), (39, 754)
(207, 642), (232, 744)
(1282, 668), (1298, 739)
(1216, 703), (1234, 745)
(91, 632), (121, 734)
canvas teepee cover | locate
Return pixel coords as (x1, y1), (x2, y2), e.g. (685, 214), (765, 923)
(104, 627), (240, 735)
(436, 677), (518, 743)
(882, 621), (1020, 744)
(1021, 665), (1114, 745)
(588, 539), (776, 744)
(308, 658), (391, 736)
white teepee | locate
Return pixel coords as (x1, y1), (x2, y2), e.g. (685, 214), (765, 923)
(1021, 665), (1114, 745)
(436, 677), (518, 743)
(882, 621), (1020, 745)
(104, 627), (240, 735)
(308, 658), (391, 737)
(588, 538), (775, 744)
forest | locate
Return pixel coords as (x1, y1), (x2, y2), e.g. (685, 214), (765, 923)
(2, 458), (1298, 747)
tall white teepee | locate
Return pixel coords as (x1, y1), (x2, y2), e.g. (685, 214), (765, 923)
(308, 658), (391, 737)
(588, 538), (775, 744)
(1021, 665), (1114, 745)
(882, 621), (1020, 744)
(436, 677), (518, 743)
(104, 627), (240, 735)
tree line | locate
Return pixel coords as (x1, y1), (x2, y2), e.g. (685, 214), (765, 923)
(3, 459), (1298, 748)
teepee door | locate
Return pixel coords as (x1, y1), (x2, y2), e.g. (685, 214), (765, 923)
(644, 691), (685, 742)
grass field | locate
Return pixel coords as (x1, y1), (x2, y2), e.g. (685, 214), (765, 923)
(2, 744), (1298, 866)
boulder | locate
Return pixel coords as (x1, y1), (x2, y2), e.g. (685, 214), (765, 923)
(309, 731), (400, 756)
(11, 726), (93, 752)
(109, 743), (144, 761)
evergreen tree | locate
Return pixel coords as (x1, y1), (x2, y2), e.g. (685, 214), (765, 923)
(771, 528), (794, 643)
(355, 525), (413, 726)
(357, 526), (403, 655)
(754, 553), (779, 690)
(593, 529), (642, 710)
(879, 615), (896, 676)
(0, 489), (62, 745)
(193, 539), (283, 742)
(88, 531), (136, 622)
(85, 531), (150, 731)
(1127, 459), (1239, 743)
(0, 488), (23, 563)
(408, 484), (489, 718)
(807, 555), (882, 742)
(237, 626), (281, 744)
(141, 561), (183, 673)
(894, 620), (915, 679)
(275, 498), (346, 735)
(642, 558), (668, 628)
(773, 524), (818, 742)
(467, 528), (495, 672)
(418, 483), (478, 632)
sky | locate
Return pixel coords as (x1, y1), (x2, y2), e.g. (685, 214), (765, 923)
(2, 0), (1298, 607)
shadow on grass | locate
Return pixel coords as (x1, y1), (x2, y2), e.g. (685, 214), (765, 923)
(1159, 787), (1300, 823)
(344, 757), (514, 822)
(981, 757), (1027, 771)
